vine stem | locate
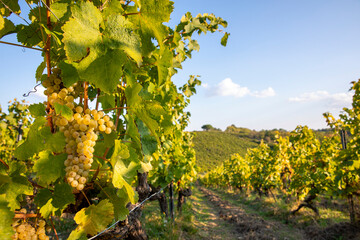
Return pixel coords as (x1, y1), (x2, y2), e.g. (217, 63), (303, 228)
(45, 0), (54, 133)
(115, 85), (125, 130)
(49, 215), (60, 240)
(0, 159), (9, 169)
(81, 190), (91, 206)
(94, 181), (111, 200)
(123, 12), (141, 16)
(93, 155), (109, 161)
(84, 82), (89, 110)
(91, 166), (100, 182)
(99, 0), (110, 11)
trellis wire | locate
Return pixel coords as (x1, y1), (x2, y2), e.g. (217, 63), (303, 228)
(23, 82), (42, 97)
(87, 184), (168, 240)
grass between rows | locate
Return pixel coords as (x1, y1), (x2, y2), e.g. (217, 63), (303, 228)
(207, 186), (350, 228)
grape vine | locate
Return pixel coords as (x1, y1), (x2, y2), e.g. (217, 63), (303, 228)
(201, 91), (360, 222)
(0, 0), (229, 239)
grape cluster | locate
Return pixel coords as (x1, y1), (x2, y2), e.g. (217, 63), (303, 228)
(42, 69), (115, 190)
(12, 210), (49, 240)
(42, 68), (82, 97)
(62, 107), (114, 191)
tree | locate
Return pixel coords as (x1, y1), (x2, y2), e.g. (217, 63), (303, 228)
(201, 124), (215, 131)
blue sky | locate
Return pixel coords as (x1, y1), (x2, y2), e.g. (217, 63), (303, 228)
(1, 0), (360, 131)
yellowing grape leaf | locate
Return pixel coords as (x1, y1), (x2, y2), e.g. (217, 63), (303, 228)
(73, 200), (114, 236)
(103, 15), (142, 65)
(62, 1), (102, 61)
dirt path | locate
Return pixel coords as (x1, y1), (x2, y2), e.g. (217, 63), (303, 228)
(197, 186), (306, 240)
(183, 186), (240, 240)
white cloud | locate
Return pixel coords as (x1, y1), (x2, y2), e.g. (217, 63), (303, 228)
(202, 83), (209, 88)
(289, 90), (353, 108)
(251, 87), (276, 98)
(206, 78), (275, 98)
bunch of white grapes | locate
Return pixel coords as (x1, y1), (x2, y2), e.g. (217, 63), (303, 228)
(42, 69), (115, 190)
(12, 210), (49, 240)
(42, 68), (82, 97)
(61, 107), (114, 191)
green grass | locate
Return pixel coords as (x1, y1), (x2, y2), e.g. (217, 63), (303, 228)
(208, 186), (349, 228)
(140, 198), (198, 240)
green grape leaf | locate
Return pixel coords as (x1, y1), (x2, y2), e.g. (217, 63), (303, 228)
(28, 103), (46, 117)
(102, 0), (124, 19)
(33, 151), (66, 186)
(34, 188), (52, 207)
(79, 49), (126, 94)
(35, 62), (46, 82)
(0, 196), (15, 239)
(140, 0), (173, 23)
(0, 16), (15, 39)
(54, 102), (73, 120)
(99, 186), (129, 221)
(221, 32), (230, 46)
(113, 158), (140, 186)
(103, 130), (117, 148)
(14, 117), (46, 160)
(103, 14), (142, 65)
(125, 82), (142, 107)
(136, 119), (158, 161)
(125, 114), (142, 153)
(133, 107), (159, 143)
(39, 198), (58, 219)
(0, 174), (33, 211)
(140, 162), (153, 173)
(98, 92), (116, 110)
(133, 0), (173, 53)
(93, 141), (107, 161)
(59, 60), (79, 87)
(112, 159), (138, 205)
(67, 229), (87, 240)
(156, 48), (172, 86)
(15, 117), (65, 159)
(50, 1), (71, 22)
(35, 184), (74, 218)
(52, 183), (75, 209)
(145, 101), (166, 117)
(110, 140), (130, 167)
(45, 131), (66, 153)
(111, 141), (139, 204)
(29, 6), (47, 24)
(62, 1), (102, 61)
(16, 23), (43, 47)
(0, 0), (20, 17)
(73, 199), (114, 236)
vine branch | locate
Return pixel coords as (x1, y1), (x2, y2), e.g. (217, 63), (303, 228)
(84, 82), (89, 110)
(50, 215), (60, 240)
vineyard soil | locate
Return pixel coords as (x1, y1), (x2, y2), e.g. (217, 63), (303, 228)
(141, 185), (360, 240)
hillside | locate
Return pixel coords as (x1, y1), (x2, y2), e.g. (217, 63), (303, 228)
(192, 130), (259, 173)
(193, 125), (334, 173)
